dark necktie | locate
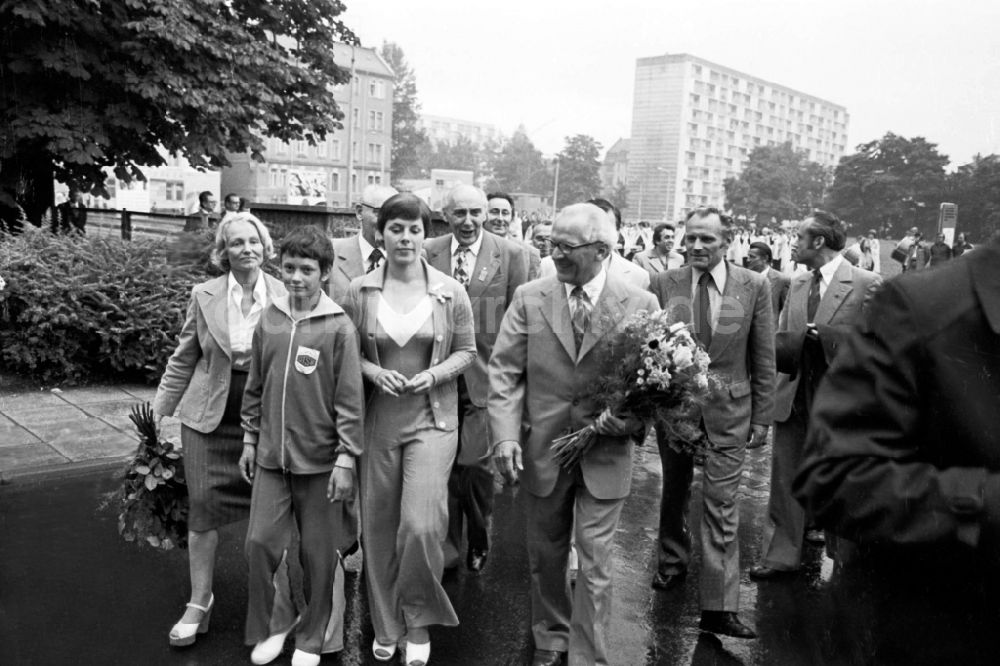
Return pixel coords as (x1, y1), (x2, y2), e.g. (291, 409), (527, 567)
(570, 286), (592, 354)
(695, 271), (713, 350)
(807, 269), (822, 323)
(453, 248), (471, 287)
(367, 248), (384, 273)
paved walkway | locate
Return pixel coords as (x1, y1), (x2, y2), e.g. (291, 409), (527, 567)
(0, 384), (181, 482)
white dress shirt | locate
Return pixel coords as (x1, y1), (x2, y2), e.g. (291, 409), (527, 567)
(227, 271), (267, 354)
(565, 266), (607, 316)
(691, 260), (728, 330)
(816, 254), (844, 299)
(358, 235), (381, 272)
(450, 231), (484, 262)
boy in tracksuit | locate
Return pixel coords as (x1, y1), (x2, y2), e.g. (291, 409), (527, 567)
(239, 226), (364, 666)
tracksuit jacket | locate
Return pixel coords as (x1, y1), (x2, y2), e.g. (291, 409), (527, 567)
(241, 292), (364, 473)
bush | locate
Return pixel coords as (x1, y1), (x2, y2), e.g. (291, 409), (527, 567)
(0, 227), (206, 384)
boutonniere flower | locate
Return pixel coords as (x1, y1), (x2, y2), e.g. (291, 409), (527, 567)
(428, 283), (452, 304)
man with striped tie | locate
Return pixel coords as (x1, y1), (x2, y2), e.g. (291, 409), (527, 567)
(327, 184), (397, 304)
(424, 184), (531, 574)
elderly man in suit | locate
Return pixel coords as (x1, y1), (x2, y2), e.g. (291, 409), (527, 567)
(424, 184), (531, 574)
(648, 207), (775, 639)
(793, 241), (1000, 664)
(746, 241), (790, 318)
(748, 211), (881, 580)
(326, 184), (398, 304)
(490, 203), (658, 666)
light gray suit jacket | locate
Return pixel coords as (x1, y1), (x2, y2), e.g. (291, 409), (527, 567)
(153, 273), (286, 432)
(327, 236), (365, 305)
(424, 231), (530, 408)
(773, 259), (881, 422)
(488, 275), (660, 499)
(649, 263), (776, 447)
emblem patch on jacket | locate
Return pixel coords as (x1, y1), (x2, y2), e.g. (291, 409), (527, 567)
(294, 346), (320, 375)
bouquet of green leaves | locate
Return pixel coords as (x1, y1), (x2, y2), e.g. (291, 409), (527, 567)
(103, 403), (188, 549)
(551, 311), (718, 469)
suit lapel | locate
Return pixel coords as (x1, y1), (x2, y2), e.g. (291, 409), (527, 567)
(468, 233), (501, 300)
(426, 236), (452, 275)
(336, 238), (364, 282)
(708, 264), (747, 359)
(663, 268), (694, 324)
(578, 279), (629, 361)
(787, 273), (811, 332)
(196, 275), (231, 358)
(539, 281), (576, 361)
(816, 261), (853, 324)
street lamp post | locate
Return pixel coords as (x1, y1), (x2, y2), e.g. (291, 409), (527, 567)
(552, 158), (560, 213)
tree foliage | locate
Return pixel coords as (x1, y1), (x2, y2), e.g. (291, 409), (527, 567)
(825, 133), (949, 236)
(0, 0), (357, 223)
(492, 127), (550, 194)
(946, 154), (1000, 240)
(380, 41), (426, 184)
(723, 142), (827, 223)
(609, 182), (629, 214)
(556, 134), (602, 207)
(417, 136), (496, 180)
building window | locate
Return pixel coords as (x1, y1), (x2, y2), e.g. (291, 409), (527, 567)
(330, 172), (340, 191)
(368, 110), (376, 129)
(330, 139), (341, 160)
(295, 140), (307, 156)
(276, 141), (288, 156)
(366, 173), (382, 185)
(269, 167), (280, 187)
(367, 143), (383, 163)
(165, 181), (184, 201)
(376, 111), (384, 131)
(369, 80), (385, 98)
(353, 76), (361, 93)
(351, 172), (358, 191)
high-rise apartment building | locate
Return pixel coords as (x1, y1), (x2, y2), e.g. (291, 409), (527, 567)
(222, 43), (394, 207)
(628, 53), (849, 223)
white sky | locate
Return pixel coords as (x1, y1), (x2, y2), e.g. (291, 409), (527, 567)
(341, 0), (1000, 168)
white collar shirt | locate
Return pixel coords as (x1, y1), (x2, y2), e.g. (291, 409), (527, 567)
(564, 266), (607, 316)
(691, 260), (728, 330)
(227, 271), (267, 354)
(816, 254), (844, 299)
(451, 230), (484, 260)
(358, 235), (381, 272)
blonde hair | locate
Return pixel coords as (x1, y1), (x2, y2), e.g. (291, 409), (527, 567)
(211, 213), (276, 271)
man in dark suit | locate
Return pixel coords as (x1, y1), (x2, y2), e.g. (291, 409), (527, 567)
(490, 203), (659, 666)
(648, 207), (776, 638)
(326, 184), (397, 303)
(746, 241), (790, 318)
(185, 191), (218, 232)
(749, 211), (880, 580)
(424, 184), (530, 574)
(793, 241), (1000, 664)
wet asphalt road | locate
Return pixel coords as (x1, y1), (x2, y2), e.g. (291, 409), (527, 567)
(0, 445), (854, 666)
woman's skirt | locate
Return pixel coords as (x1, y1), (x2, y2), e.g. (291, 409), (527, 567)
(182, 370), (252, 531)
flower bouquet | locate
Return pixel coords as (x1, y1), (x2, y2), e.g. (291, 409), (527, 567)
(551, 310), (717, 469)
(103, 403), (188, 549)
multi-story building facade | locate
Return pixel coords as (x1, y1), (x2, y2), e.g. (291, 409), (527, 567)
(600, 138), (630, 193)
(222, 43), (394, 207)
(628, 53), (849, 222)
(419, 114), (501, 148)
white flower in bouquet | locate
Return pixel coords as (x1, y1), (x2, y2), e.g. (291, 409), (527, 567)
(671, 344), (695, 370)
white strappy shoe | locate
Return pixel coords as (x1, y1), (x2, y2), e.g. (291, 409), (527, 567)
(406, 640), (431, 666)
(168, 594), (214, 647)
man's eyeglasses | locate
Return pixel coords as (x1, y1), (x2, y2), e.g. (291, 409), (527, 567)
(451, 208), (483, 219)
(361, 203), (381, 215)
(551, 240), (601, 255)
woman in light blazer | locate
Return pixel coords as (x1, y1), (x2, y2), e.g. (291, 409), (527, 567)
(343, 193), (476, 666)
(153, 213), (293, 648)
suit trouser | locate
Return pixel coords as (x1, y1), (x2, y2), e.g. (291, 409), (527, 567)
(362, 427), (459, 643)
(760, 411), (808, 570)
(656, 426), (747, 611)
(526, 465), (626, 666)
(444, 380), (495, 566)
(245, 468), (346, 654)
